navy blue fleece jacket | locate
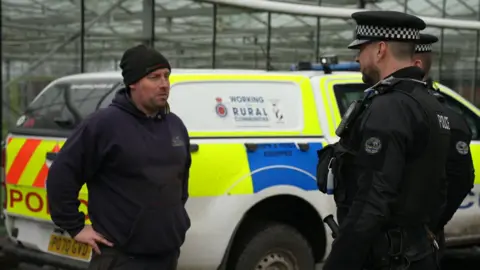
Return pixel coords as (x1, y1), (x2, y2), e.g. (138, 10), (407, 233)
(46, 88), (191, 255)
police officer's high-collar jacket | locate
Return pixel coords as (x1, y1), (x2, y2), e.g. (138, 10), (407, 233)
(390, 65), (425, 81)
(324, 66), (451, 270)
(425, 77), (435, 90)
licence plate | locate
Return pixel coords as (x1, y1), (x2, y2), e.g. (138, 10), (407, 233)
(47, 234), (92, 260)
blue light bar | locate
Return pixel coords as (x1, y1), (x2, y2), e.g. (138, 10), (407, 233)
(290, 62), (360, 72)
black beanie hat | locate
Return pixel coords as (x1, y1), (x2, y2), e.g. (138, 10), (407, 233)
(119, 44), (171, 86)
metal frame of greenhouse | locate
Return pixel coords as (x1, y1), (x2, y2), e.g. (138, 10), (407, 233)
(1, 0), (480, 130)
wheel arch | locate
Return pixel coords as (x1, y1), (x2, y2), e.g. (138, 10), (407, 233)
(217, 193), (327, 269)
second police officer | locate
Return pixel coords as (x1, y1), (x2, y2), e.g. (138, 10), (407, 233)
(317, 11), (451, 270)
(413, 33), (475, 262)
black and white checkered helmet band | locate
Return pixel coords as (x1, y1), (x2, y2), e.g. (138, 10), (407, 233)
(355, 25), (420, 40)
(415, 44), (432, 52)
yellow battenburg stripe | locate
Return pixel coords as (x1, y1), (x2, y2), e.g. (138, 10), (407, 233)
(189, 143), (253, 196)
(298, 77), (322, 136)
(468, 144), (480, 185)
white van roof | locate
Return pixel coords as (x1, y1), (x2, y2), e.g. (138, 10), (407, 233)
(53, 69), (361, 84)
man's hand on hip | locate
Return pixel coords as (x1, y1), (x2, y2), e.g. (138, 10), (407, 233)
(74, 225), (114, 254)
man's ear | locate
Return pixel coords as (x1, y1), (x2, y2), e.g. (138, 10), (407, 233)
(413, 58), (423, 69)
(377, 41), (387, 60)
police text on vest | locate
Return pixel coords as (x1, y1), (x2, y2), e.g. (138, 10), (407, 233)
(437, 114), (450, 130)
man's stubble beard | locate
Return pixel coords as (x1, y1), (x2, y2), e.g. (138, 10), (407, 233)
(362, 66), (381, 86)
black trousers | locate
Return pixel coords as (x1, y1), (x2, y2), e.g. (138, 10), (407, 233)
(88, 247), (179, 270)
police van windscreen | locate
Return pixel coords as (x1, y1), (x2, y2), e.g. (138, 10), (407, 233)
(15, 79), (121, 131)
(334, 83), (370, 116)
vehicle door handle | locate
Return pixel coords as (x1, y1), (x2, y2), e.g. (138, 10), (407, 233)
(46, 152), (57, 161)
(245, 143), (258, 152)
(190, 144), (199, 153)
(297, 143), (310, 152)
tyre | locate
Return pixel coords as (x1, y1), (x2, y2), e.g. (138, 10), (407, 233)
(230, 222), (315, 270)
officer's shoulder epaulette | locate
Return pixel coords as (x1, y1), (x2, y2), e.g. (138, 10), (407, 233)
(367, 92), (407, 115)
(371, 77), (405, 95)
(375, 89), (410, 104)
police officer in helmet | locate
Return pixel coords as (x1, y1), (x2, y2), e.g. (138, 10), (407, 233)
(413, 33), (475, 263)
(320, 11), (451, 270)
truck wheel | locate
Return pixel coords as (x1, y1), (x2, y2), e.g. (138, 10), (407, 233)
(231, 222), (315, 270)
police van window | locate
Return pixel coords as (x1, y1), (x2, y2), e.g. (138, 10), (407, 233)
(98, 83), (125, 108)
(16, 80), (119, 130)
(441, 94), (480, 140)
(168, 80), (303, 132)
(333, 83), (369, 116)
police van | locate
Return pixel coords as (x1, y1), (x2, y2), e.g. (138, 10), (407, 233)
(1, 59), (480, 269)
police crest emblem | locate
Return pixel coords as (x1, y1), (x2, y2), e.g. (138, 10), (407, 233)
(456, 141), (469, 155)
(364, 137), (382, 154)
(215, 97), (228, 117)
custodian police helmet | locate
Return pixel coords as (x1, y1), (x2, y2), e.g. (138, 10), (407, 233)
(348, 11), (427, 49)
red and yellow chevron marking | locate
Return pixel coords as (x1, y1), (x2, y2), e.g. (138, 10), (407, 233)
(6, 137), (64, 187)
(5, 136), (89, 222)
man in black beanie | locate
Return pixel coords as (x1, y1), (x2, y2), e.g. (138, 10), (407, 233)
(120, 44), (172, 112)
(46, 44), (192, 270)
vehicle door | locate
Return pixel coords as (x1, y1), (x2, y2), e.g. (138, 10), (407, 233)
(311, 73), (367, 141)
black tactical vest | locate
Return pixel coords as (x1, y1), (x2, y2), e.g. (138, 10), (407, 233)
(316, 76), (450, 227)
(389, 84), (450, 227)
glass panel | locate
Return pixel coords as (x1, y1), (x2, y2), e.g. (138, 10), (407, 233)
(333, 83), (368, 116)
(16, 79), (119, 130)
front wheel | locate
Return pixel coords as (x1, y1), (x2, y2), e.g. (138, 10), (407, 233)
(230, 222), (315, 270)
